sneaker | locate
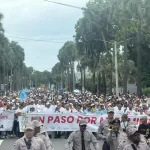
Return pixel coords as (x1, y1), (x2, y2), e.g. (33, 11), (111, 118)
(2, 136), (5, 139)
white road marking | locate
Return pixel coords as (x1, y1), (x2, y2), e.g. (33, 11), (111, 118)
(0, 140), (3, 146)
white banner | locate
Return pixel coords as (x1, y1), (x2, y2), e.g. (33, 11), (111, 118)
(0, 110), (14, 131)
(18, 113), (150, 132)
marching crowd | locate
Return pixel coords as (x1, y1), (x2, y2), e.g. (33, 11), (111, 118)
(0, 90), (150, 150)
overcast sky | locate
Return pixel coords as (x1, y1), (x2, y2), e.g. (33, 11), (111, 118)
(0, 0), (88, 71)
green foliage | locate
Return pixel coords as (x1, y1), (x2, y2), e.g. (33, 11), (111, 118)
(0, 13), (53, 90)
(142, 88), (150, 96)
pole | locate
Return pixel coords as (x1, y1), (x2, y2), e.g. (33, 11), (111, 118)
(115, 41), (119, 97)
(10, 68), (13, 92)
(72, 61), (75, 91)
(82, 69), (84, 93)
(123, 30), (128, 95)
(137, 20), (142, 97)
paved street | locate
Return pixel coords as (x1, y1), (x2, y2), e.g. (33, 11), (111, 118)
(0, 138), (103, 150)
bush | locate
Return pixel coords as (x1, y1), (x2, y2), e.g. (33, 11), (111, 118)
(142, 88), (150, 96)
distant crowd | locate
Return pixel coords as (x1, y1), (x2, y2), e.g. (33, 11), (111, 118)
(0, 90), (150, 140)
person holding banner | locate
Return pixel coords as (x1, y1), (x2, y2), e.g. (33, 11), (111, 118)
(97, 107), (115, 150)
(65, 119), (99, 150)
(13, 122), (47, 150)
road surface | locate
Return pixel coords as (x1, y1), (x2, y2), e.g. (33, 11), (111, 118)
(0, 138), (103, 150)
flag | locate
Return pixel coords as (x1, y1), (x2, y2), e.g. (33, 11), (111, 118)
(19, 90), (27, 101)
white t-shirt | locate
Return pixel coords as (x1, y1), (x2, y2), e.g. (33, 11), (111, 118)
(15, 108), (27, 113)
(125, 109), (136, 115)
(114, 107), (124, 115)
(63, 109), (71, 113)
(42, 107), (53, 113)
(50, 105), (57, 112)
(36, 104), (44, 112)
(27, 105), (36, 112)
(55, 107), (65, 113)
(121, 121), (128, 130)
(0, 107), (4, 113)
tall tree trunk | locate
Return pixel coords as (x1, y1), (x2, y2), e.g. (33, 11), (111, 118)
(123, 31), (128, 94)
(0, 69), (2, 89)
(92, 72), (96, 94)
(102, 70), (106, 96)
(60, 71), (63, 88)
(98, 71), (101, 94)
(67, 65), (70, 91)
(80, 68), (83, 93)
(72, 61), (75, 92)
(84, 68), (86, 91)
(137, 21), (142, 97)
(70, 62), (73, 92)
(108, 55), (113, 95)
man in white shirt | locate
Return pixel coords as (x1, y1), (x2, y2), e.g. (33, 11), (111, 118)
(15, 104), (27, 114)
(63, 104), (71, 113)
(54, 102), (65, 138)
(42, 102), (53, 113)
(114, 103), (124, 115)
(125, 103), (136, 115)
(55, 102), (65, 113)
(27, 100), (35, 112)
(50, 101), (57, 112)
(73, 105), (83, 113)
(36, 100), (44, 112)
(33, 99), (39, 112)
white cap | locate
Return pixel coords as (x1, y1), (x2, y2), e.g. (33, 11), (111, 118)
(46, 102), (50, 105)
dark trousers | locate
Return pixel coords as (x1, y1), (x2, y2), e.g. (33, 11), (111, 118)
(102, 141), (110, 150)
(54, 131), (61, 138)
(65, 131), (71, 138)
(13, 120), (19, 137)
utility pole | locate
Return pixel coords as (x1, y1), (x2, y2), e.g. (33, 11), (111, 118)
(123, 30), (128, 94)
(114, 41), (119, 97)
(10, 68), (13, 92)
(72, 61), (75, 91)
(137, 20), (142, 97)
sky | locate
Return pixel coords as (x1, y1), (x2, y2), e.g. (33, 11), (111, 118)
(0, 0), (88, 71)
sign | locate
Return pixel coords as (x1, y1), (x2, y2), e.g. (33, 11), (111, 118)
(18, 113), (150, 132)
(0, 111), (14, 131)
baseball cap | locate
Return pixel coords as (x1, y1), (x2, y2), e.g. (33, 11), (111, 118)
(126, 126), (139, 136)
(25, 123), (34, 130)
(91, 104), (95, 107)
(32, 120), (43, 127)
(79, 119), (87, 125)
(111, 119), (120, 125)
(107, 107), (114, 113)
(46, 102), (50, 105)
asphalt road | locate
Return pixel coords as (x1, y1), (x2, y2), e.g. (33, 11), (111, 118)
(0, 138), (103, 150)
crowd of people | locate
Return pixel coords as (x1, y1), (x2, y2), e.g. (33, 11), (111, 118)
(1, 91), (150, 115)
(0, 90), (150, 150)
